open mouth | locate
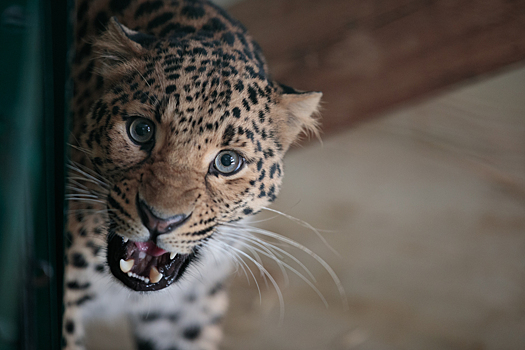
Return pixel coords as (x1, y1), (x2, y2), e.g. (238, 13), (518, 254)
(107, 235), (195, 292)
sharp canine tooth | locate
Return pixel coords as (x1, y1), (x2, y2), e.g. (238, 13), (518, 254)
(170, 252), (177, 260)
(123, 237), (129, 243)
(120, 259), (134, 273)
(149, 266), (163, 283)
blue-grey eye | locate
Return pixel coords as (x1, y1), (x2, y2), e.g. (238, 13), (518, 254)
(129, 118), (155, 144)
(213, 150), (243, 175)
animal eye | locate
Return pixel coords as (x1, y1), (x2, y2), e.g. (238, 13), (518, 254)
(128, 118), (155, 144)
(213, 150), (244, 175)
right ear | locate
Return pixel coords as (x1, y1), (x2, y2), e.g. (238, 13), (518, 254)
(93, 17), (154, 74)
(271, 84), (322, 152)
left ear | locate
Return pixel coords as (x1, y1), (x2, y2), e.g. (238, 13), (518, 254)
(93, 17), (155, 78)
(273, 84), (322, 152)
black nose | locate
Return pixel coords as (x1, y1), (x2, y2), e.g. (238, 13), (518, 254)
(137, 199), (190, 240)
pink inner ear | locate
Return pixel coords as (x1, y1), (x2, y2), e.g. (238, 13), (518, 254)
(277, 91), (322, 150)
(135, 241), (167, 257)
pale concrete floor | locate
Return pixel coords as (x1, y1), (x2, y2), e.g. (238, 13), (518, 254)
(87, 65), (525, 349)
(222, 64), (525, 350)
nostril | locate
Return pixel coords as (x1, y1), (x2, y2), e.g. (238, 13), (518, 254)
(137, 199), (156, 232)
(155, 213), (188, 233)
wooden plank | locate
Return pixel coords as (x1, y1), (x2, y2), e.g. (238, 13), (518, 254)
(228, 0), (525, 134)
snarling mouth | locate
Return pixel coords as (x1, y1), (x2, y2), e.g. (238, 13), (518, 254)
(107, 235), (195, 291)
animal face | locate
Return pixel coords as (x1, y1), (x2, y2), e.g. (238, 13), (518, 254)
(78, 18), (321, 291)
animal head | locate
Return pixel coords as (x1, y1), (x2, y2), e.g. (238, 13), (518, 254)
(79, 18), (321, 291)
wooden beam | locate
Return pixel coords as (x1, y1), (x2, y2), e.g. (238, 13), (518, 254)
(229, 0), (525, 134)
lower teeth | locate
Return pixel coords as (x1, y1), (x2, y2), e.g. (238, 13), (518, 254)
(125, 268), (163, 284)
(127, 271), (150, 283)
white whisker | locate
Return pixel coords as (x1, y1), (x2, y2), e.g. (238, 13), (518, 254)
(222, 228), (316, 283)
(68, 159), (106, 180)
(209, 239), (262, 302)
(66, 186), (92, 195)
(219, 231), (328, 307)
(67, 176), (108, 189)
(261, 206), (340, 257)
(65, 193), (101, 199)
(226, 222), (348, 311)
(219, 231), (288, 286)
(67, 166), (110, 189)
(65, 197), (107, 205)
(68, 142), (94, 156)
(67, 209), (115, 215)
(215, 238), (285, 322)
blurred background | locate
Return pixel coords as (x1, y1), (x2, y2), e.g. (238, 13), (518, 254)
(1, 0), (524, 349)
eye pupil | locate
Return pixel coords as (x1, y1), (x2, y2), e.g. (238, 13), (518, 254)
(220, 154), (233, 167)
(135, 122), (151, 137)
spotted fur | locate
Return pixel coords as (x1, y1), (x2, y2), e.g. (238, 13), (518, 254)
(64, 1), (321, 349)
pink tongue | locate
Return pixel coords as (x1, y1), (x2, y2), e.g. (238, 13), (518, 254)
(135, 241), (167, 257)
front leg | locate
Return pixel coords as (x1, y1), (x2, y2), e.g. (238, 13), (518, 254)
(62, 265), (94, 350)
(62, 210), (106, 350)
(130, 279), (230, 350)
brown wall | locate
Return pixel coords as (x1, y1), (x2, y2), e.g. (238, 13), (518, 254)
(229, 0), (525, 134)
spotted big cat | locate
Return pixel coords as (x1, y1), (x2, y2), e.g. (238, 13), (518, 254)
(64, 0), (322, 349)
